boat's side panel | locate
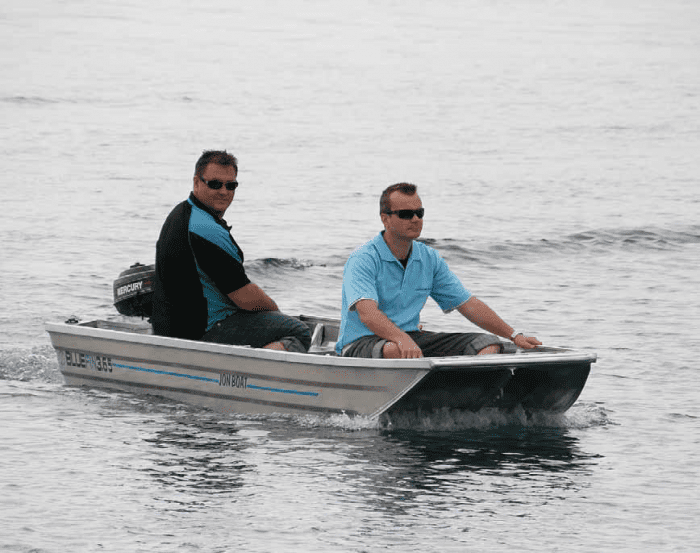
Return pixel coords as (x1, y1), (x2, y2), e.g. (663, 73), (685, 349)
(387, 367), (515, 414)
(491, 361), (592, 413)
(388, 356), (594, 415)
(49, 328), (430, 417)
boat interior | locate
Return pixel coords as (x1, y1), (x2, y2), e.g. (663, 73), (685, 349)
(75, 315), (342, 356)
(71, 315), (538, 357)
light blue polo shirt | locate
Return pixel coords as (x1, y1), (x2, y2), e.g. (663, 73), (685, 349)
(335, 232), (472, 353)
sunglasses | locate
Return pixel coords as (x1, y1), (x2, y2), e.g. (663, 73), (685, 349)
(200, 177), (239, 191)
(384, 208), (425, 220)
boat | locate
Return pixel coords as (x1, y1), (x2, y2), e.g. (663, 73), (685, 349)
(45, 265), (596, 420)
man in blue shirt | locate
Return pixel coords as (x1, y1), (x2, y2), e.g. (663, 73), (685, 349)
(336, 183), (541, 358)
(152, 150), (311, 352)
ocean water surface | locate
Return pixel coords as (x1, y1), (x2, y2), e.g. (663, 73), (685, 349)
(1, 0), (699, 551)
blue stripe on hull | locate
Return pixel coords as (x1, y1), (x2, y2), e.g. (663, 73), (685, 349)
(112, 362), (319, 397)
(247, 384), (318, 397)
(113, 362), (219, 383)
(62, 370), (342, 414)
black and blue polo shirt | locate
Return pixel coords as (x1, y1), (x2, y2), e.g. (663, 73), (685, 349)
(152, 193), (250, 339)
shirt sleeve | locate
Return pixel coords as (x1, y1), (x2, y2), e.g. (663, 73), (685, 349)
(189, 232), (251, 294)
(343, 253), (380, 311)
(429, 252), (471, 312)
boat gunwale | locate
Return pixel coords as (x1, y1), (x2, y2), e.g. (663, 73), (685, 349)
(45, 321), (434, 370)
(45, 320), (597, 371)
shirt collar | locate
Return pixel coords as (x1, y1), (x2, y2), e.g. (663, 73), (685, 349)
(373, 231), (413, 264)
(188, 192), (232, 230)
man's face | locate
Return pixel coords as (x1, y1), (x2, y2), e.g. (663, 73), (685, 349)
(381, 191), (424, 241)
(192, 163), (238, 216)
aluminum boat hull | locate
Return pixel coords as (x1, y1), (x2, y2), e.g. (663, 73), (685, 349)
(45, 316), (595, 419)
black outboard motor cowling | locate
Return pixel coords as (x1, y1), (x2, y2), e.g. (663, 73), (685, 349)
(113, 262), (155, 318)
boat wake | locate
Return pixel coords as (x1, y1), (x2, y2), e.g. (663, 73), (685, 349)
(379, 404), (611, 431)
(284, 402), (612, 432)
(0, 345), (62, 384)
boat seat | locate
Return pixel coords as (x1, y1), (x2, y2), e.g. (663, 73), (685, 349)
(307, 323), (338, 355)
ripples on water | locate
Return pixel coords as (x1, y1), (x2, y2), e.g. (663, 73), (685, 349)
(3, 174), (699, 553)
(0, 334), (694, 552)
(3, 201), (699, 553)
(5, 394), (607, 553)
(3, 0), (700, 551)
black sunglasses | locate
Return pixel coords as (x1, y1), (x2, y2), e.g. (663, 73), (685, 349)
(384, 208), (425, 220)
(200, 177), (239, 191)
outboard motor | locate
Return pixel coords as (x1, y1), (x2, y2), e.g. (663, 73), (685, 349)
(113, 262), (155, 318)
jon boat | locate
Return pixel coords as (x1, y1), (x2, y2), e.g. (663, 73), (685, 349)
(45, 264), (596, 420)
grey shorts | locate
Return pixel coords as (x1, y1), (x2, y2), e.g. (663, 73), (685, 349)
(341, 330), (503, 358)
(201, 310), (311, 353)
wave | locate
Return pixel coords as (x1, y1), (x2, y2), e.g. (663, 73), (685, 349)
(2, 94), (199, 107)
(245, 257), (316, 274)
(1, 95), (63, 105)
(109, 225), (700, 287)
(236, 225), (700, 278)
(562, 226), (700, 250)
(422, 224), (700, 263)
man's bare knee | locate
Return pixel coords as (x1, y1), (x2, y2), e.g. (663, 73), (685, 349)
(262, 341), (286, 351)
(477, 344), (502, 355)
(382, 341), (400, 359)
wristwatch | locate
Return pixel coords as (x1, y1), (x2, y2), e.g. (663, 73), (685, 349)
(509, 330), (523, 341)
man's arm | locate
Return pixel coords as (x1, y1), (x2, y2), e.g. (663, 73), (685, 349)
(187, 232), (277, 312)
(457, 297), (541, 349)
(228, 283), (279, 312)
(354, 299), (423, 358)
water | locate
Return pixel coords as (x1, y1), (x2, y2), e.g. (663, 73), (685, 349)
(1, 0), (699, 551)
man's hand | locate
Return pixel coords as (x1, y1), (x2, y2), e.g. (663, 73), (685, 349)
(384, 333), (423, 358)
(513, 334), (542, 349)
(354, 300), (423, 358)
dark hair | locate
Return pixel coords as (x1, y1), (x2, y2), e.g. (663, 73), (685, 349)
(380, 182), (418, 214)
(194, 150), (238, 178)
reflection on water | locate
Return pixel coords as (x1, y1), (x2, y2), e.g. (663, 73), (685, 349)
(140, 416), (252, 500)
(332, 424), (601, 520)
(126, 399), (604, 522)
(2, 378), (621, 550)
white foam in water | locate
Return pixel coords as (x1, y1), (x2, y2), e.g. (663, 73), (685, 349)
(0, 346), (63, 384)
(380, 403), (612, 431)
(293, 411), (381, 431)
(287, 403), (612, 432)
